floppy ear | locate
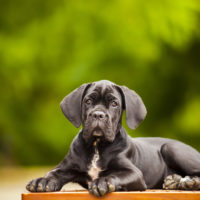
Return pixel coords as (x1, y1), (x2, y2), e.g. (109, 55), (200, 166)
(119, 86), (147, 130)
(60, 83), (91, 128)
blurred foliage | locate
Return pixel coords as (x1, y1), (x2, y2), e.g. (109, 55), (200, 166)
(0, 0), (200, 166)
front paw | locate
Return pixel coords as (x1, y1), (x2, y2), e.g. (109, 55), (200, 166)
(88, 177), (115, 197)
(26, 177), (61, 192)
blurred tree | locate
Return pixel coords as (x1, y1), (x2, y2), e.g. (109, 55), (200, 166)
(0, 0), (200, 165)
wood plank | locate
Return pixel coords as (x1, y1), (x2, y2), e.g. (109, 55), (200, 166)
(22, 190), (200, 200)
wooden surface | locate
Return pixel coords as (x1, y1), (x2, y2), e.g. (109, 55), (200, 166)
(22, 190), (200, 200)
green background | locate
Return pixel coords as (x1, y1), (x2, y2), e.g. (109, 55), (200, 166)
(0, 0), (200, 166)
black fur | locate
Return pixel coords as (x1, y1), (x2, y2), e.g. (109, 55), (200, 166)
(26, 80), (200, 196)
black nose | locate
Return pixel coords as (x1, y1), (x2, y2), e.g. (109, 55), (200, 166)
(92, 111), (105, 119)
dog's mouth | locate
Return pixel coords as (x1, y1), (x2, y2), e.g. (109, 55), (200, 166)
(82, 120), (113, 143)
(92, 128), (104, 138)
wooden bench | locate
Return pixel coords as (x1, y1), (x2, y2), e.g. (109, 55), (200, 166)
(22, 190), (200, 200)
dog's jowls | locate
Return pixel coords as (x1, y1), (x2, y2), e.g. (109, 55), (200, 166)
(26, 80), (200, 196)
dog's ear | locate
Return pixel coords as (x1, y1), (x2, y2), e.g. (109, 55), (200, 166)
(60, 83), (91, 128)
(118, 86), (147, 129)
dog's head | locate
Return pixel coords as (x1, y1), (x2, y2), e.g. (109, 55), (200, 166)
(60, 80), (147, 143)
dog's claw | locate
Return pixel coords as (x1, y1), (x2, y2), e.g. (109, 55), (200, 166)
(37, 183), (43, 192)
(29, 185), (35, 192)
(46, 185), (50, 192)
(26, 184), (30, 191)
(29, 180), (37, 192)
(108, 183), (115, 192)
(99, 187), (106, 196)
(92, 185), (99, 197)
(193, 177), (200, 190)
(88, 177), (115, 197)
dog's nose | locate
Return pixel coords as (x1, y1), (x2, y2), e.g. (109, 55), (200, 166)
(92, 111), (105, 120)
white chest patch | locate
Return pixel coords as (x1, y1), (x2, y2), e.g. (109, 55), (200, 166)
(88, 144), (102, 180)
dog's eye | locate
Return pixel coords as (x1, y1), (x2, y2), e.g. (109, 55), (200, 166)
(111, 101), (118, 107)
(85, 99), (92, 105)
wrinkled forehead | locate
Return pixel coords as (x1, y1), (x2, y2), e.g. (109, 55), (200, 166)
(86, 81), (121, 99)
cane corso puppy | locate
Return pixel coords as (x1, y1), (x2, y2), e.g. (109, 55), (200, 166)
(26, 80), (200, 196)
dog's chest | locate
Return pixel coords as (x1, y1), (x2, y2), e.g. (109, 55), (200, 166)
(87, 146), (102, 180)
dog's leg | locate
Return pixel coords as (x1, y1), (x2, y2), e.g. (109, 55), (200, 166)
(88, 159), (147, 197)
(161, 142), (200, 190)
(26, 166), (77, 192)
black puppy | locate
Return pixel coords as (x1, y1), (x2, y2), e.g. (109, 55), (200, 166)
(26, 80), (200, 196)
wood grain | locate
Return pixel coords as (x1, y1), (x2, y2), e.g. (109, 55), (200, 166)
(22, 190), (200, 200)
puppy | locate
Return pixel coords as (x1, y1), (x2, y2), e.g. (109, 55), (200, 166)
(26, 80), (200, 196)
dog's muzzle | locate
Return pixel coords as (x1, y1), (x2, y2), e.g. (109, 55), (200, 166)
(90, 110), (107, 137)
